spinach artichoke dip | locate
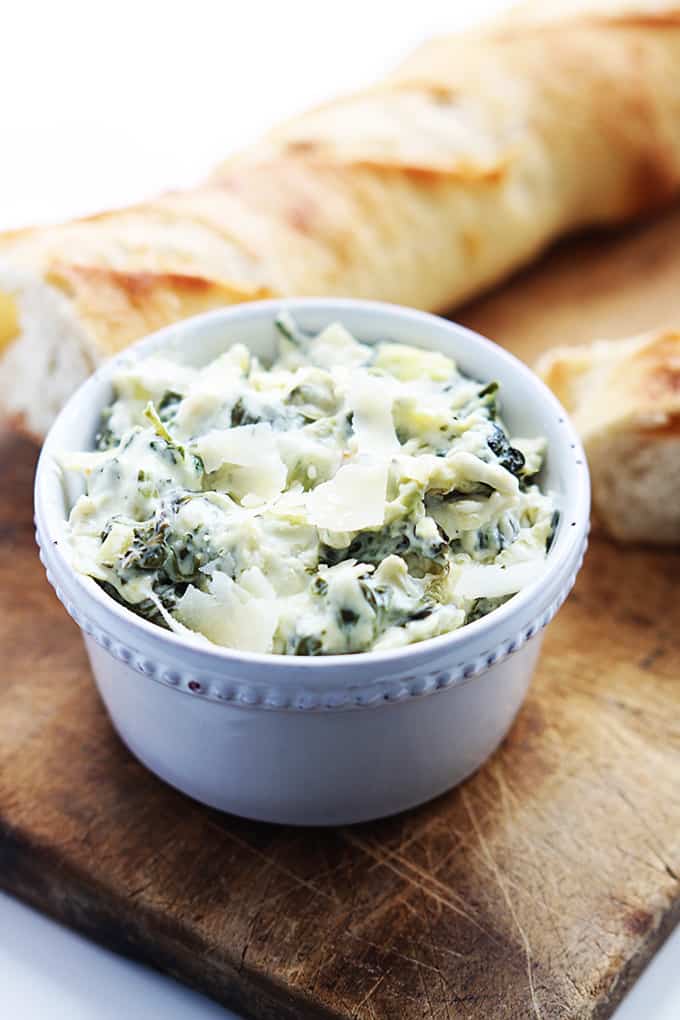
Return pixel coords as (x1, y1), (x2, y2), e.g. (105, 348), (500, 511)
(63, 316), (558, 655)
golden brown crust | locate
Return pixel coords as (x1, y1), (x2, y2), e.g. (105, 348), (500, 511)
(45, 263), (272, 355)
(4, 5), (680, 364)
(624, 330), (680, 407)
(500, 1), (680, 29)
(538, 330), (680, 436)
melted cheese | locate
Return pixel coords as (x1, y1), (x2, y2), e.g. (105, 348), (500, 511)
(310, 322), (369, 369)
(374, 342), (455, 382)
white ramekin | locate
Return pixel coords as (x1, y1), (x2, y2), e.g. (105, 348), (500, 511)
(35, 299), (589, 825)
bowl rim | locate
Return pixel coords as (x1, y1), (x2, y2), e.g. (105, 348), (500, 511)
(35, 297), (590, 675)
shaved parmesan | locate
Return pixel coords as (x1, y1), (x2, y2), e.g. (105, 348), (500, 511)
(194, 423), (287, 501)
(306, 461), (388, 531)
(176, 571), (277, 652)
(348, 372), (399, 459)
(454, 559), (545, 600)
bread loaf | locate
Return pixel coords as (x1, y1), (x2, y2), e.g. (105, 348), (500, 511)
(537, 329), (680, 543)
(3, 4), (680, 437)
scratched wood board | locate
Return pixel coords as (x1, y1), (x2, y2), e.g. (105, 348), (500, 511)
(1, 208), (680, 1020)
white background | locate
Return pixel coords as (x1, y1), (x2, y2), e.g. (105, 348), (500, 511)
(1, 1), (678, 1017)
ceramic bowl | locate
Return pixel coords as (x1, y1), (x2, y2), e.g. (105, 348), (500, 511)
(34, 299), (589, 825)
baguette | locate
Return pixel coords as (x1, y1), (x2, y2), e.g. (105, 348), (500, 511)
(4, 4), (680, 437)
(537, 330), (680, 543)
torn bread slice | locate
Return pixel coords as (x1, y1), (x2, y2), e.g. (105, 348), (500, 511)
(0, 265), (98, 439)
(537, 330), (680, 543)
(0, 239), (270, 439)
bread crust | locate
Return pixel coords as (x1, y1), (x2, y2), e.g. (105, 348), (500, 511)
(537, 330), (680, 543)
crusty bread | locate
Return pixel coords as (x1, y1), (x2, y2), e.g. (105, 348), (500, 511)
(537, 330), (680, 543)
(4, 3), (680, 437)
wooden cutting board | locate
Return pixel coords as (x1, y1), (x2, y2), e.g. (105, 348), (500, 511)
(2, 209), (680, 1020)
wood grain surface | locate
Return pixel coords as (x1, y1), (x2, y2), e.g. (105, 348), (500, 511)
(1, 209), (680, 1020)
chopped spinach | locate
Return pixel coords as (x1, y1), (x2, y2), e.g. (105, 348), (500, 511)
(487, 425), (526, 476)
(546, 509), (560, 553)
(467, 595), (510, 624)
(442, 482), (495, 502)
(157, 391), (182, 423)
(274, 312), (310, 348)
(230, 397), (259, 428)
(288, 634), (323, 656)
(320, 518), (447, 569)
(230, 395), (303, 432)
(360, 576), (437, 632)
(121, 515), (171, 572)
(286, 378), (339, 420)
(408, 604), (435, 621)
(96, 578), (184, 627)
(95, 406), (117, 451)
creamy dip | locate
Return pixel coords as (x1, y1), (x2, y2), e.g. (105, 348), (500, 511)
(62, 315), (557, 655)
